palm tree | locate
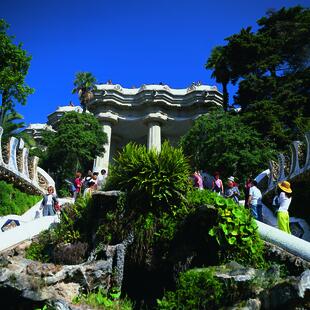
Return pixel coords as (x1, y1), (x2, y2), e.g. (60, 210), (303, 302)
(1, 111), (25, 143)
(72, 72), (97, 112)
(205, 46), (231, 111)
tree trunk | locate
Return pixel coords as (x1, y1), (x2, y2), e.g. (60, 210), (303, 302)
(222, 82), (229, 111)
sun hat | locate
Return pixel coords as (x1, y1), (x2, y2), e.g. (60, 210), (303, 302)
(278, 181), (292, 193)
(228, 176), (235, 182)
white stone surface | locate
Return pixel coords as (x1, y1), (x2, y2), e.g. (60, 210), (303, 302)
(0, 198), (71, 252)
(257, 220), (310, 262)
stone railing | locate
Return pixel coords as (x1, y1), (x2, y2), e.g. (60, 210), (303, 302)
(0, 126), (55, 195)
(256, 132), (310, 194)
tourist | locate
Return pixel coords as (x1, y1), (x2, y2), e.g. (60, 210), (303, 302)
(83, 180), (96, 198)
(40, 185), (58, 216)
(244, 177), (252, 208)
(193, 170), (204, 190)
(202, 170), (213, 190)
(248, 180), (263, 221)
(276, 181), (292, 234)
(82, 170), (93, 190)
(92, 171), (99, 190)
(97, 169), (107, 190)
(225, 177), (240, 205)
(73, 171), (83, 202)
(212, 172), (224, 195)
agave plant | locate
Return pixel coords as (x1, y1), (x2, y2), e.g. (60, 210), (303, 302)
(72, 72), (97, 112)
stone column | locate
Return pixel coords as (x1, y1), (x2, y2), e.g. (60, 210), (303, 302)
(93, 115), (118, 172)
(144, 112), (167, 152)
(147, 121), (161, 152)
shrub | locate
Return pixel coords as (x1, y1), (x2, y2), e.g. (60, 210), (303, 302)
(25, 197), (92, 263)
(157, 268), (223, 310)
(0, 180), (41, 216)
(187, 190), (265, 267)
(104, 142), (192, 264)
(106, 142), (191, 217)
(72, 287), (133, 310)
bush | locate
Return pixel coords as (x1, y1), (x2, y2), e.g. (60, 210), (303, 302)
(187, 190), (265, 267)
(25, 197), (92, 263)
(157, 268), (223, 310)
(0, 180), (41, 216)
(72, 287), (133, 310)
(106, 142), (191, 217)
(104, 142), (192, 264)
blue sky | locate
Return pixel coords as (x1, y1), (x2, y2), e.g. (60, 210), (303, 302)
(1, 0), (309, 125)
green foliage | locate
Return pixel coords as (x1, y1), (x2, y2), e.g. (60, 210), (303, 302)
(39, 111), (107, 190)
(104, 142), (191, 263)
(72, 71), (97, 112)
(205, 6), (310, 150)
(187, 190), (265, 267)
(0, 19), (34, 126)
(107, 142), (191, 216)
(25, 238), (50, 262)
(25, 197), (92, 263)
(72, 287), (133, 310)
(157, 268), (223, 310)
(180, 110), (275, 180)
(25, 230), (53, 262)
(0, 180), (41, 216)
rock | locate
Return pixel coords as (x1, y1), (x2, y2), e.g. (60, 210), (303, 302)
(298, 269), (310, 298)
(0, 237), (133, 305)
(263, 241), (310, 275)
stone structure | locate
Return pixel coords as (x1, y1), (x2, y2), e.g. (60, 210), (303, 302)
(87, 83), (223, 172)
(47, 105), (82, 129)
(23, 123), (55, 142)
(255, 131), (310, 194)
(0, 126), (54, 195)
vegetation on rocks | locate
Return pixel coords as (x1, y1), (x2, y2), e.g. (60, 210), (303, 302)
(0, 180), (41, 216)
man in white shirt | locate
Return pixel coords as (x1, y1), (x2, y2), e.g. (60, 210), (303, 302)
(97, 169), (107, 190)
(248, 180), (263, 222)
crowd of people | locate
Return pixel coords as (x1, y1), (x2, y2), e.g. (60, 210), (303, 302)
(71, 169), (107, 202)
(192, 170), (293, 234)
(41, 168), (293, 235)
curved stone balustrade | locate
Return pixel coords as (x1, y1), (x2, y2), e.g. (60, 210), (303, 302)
(256, 132), (310, 194)
(0, 126), (55, 194)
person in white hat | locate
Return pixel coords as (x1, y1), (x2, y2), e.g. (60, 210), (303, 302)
(276, 181), (293, 234)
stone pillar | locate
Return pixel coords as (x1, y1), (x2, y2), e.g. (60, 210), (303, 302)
(144, 112), (167, 152)
(93, 121), (113, 173)
(147, 121), (161, 152)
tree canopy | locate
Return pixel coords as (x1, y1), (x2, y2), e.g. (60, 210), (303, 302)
(0, 19), (33, 126)
(205, 6), (310, 149)
(180, 111), (276, 181)
(40, 112), (107, 188)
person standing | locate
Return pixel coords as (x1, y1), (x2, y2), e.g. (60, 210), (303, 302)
(276, 181), (292, 234)
(225, 177), (240, 205)
(40, 186), (58, 216)
(193, 170), (204, 190)
(97, 169), (107, 190)
(248, 180), (263, 221)
(212, 172), (224, 195)
(73, 171), (83, 202)
(244, 177), (252, 208)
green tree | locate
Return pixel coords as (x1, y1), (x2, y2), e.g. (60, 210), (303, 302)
(180, 111), (276, 181)
(1, 111), (25, 143)
(205, 6), (310, 150)
(205, 46), (231, 111)
(72, 72), (97, 113)
(40, 111), (107, 189)
(0, 19), (34, 126)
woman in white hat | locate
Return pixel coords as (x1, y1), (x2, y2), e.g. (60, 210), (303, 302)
(277, 181), (293, 234)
